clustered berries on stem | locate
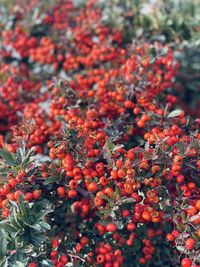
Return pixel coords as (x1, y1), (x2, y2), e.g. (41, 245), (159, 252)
(0, 1), (199, 267)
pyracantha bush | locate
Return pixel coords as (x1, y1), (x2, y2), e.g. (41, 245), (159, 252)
(0, 1), (200, 267)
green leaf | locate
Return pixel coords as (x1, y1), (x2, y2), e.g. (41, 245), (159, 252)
(0, 229), (7, 257)
(181, 211), (187, 222)
(20, 148), (34, 168)
(121, 198), (136, 204)
(25, 223), (42, 231)
(18, 195), (29, 222)
(0, 257), (8, 267)
(40, 221), (51, 230)
(0, 222), (18, 233)
(99, 209), (111, 217)
(40, 259), (54, 267)
(113, 144), (124, 152)
(0, 149), (17, 166)
(43, 176), (60, 185)
(8, 200), (19, 211)
(0, 167), (12, 175)
(115, 185), (121, 197)
(185, 162), (197, 170)
(167, 109), (183, 118)
(15, 261), (25, 267)
(11, 208), (23, 228)
(105, 137), (115, 151)
(30, 234), (45, 247)
(176, 142), (185, 155)
(191, 232), (199, 241)
(35, 209), (53, 222)
(99, 194), (114, 204)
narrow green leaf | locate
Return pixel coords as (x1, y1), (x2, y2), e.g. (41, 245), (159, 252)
(28, 223), (42, 231)
(21, 148), (35, 168)
(0, 222), (18, 233)
(115, 185), (121, 197)
(40, 259), (54, 267)
(18, 195), (29, 222)
(105, 137), (115, 151)
(0, 229), (7, 257)
(35, 209), (53, 222)
(30, 234), (44, 247)
(0, 149), (17, 166)
(121, 198), (136, 204)
(0, 257), (8, 267)
(99, 194), (113, 203)
(167, 109), (183, 118)
(11, 209), (22, 229)
(8, 200), (19, 211)
(43, 176), (60, 185)
(15, 261), (25, 267)
(40, 221), (51, 230)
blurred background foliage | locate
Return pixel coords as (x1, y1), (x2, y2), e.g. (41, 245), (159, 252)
(97, 0), (200, 115)
(0, 0), (200, 115)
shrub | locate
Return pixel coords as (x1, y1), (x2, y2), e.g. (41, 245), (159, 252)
(0, 1), (199, 267)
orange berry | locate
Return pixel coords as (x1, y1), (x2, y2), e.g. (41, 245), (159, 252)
(68, 189), (77, 198)
(33, 190), (42, 199)
(88, 182), (98, 192)
(56, 187), (66, 197)
(142, 211), (151, 221)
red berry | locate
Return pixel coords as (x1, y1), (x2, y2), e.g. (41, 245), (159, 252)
(56, 186), (66, 197)
(181, 258), (192, 267)
(185, 238), (195, 250)
(106, 223), (117, 232)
